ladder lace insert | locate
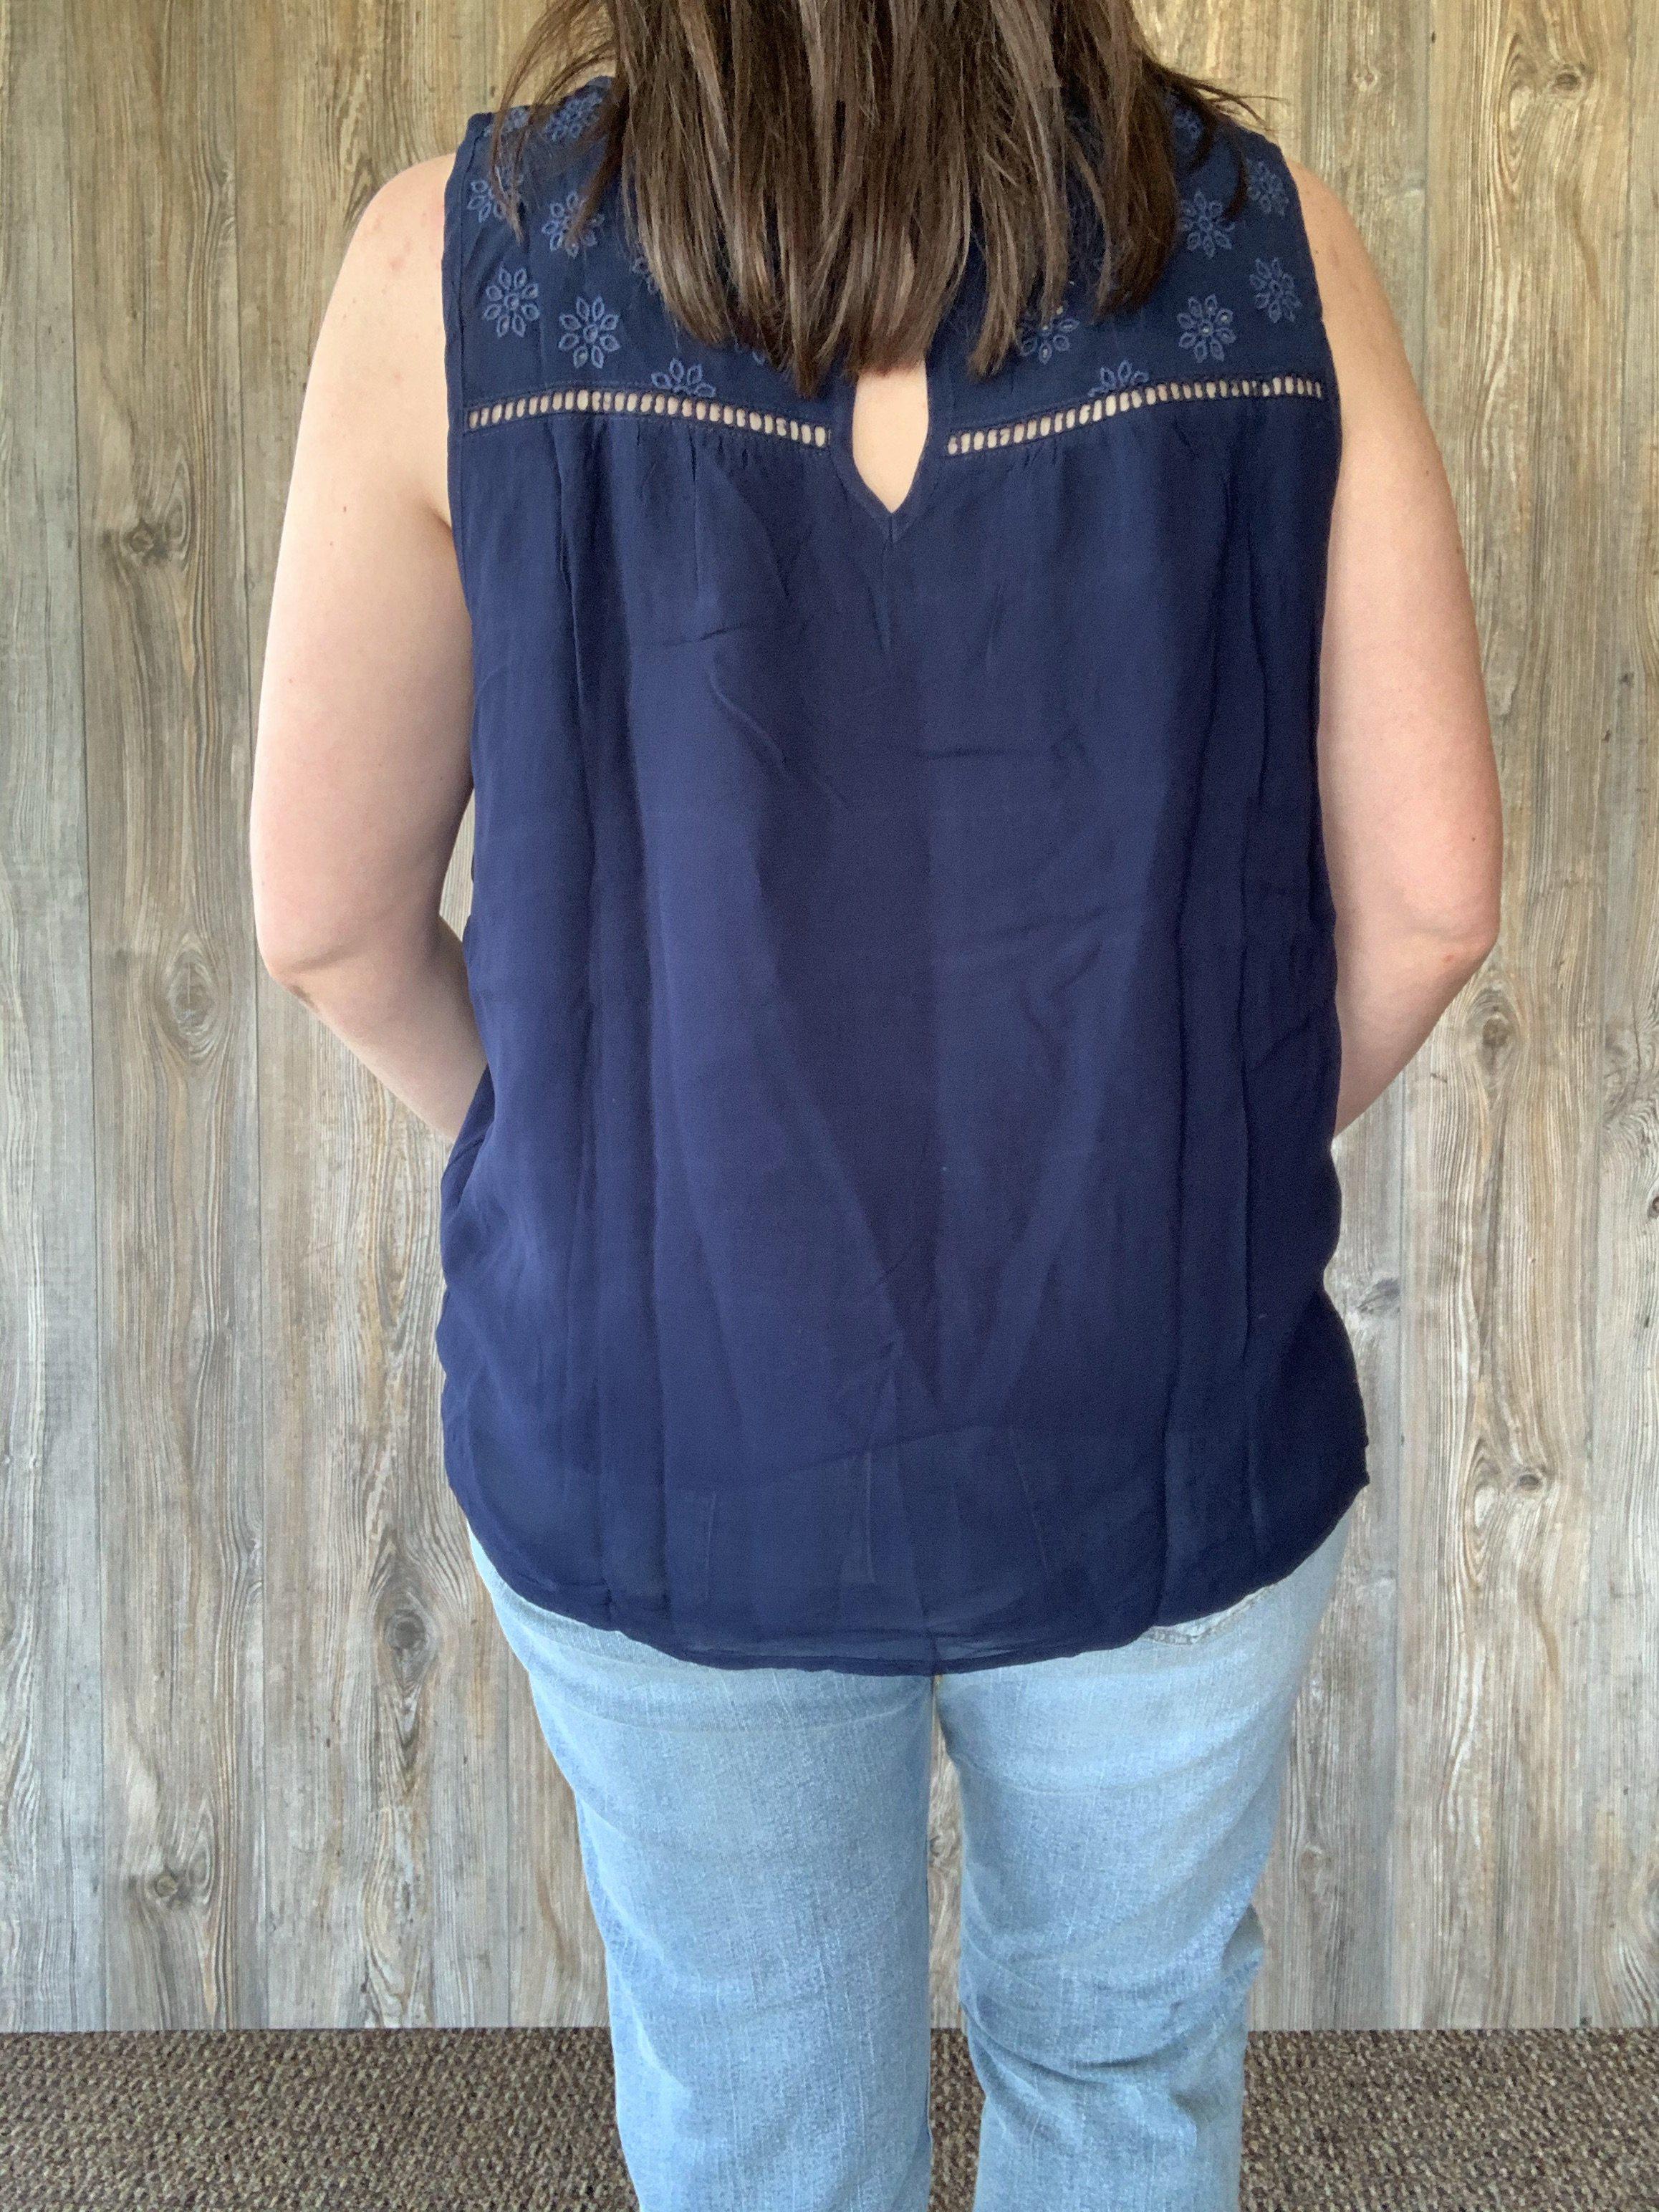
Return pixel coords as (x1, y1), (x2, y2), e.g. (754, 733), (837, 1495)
(461, 371), (1325, 447)
(943, 373), (1324, 454)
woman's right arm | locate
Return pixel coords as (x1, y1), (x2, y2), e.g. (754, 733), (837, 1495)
(1291, 158), (1504, 1138)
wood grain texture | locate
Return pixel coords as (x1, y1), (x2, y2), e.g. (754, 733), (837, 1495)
(1, 0), (1653, 2032)
(67, 0), (266, 2027)
(1399, 0), (1631, 2025)
(0, 0), (105, 2033)
(1250, 0), (1429, 2030)
(234, 0), (521, 2030)
(1175, 0), (1426, 2035)
(1585, 0), (1659, 2028)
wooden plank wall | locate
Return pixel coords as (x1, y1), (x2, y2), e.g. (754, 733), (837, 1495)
(1589, 0), (1659, 2029)
(1, 0), (1653, 2032)
(234, 0), (506, 2032)
(0, 0), (102, 2033)
(68, 0), (268, 2030)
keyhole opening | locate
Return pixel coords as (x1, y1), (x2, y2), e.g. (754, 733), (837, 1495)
(849, 360), (931, 514)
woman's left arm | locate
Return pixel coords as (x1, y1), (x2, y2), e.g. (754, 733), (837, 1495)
(249, 153), (486, 1147)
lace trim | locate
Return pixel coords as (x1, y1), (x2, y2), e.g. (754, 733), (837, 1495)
(461, 369), (1324, 451)
(463, 383), (832, 441)
(944, 372), (1324, 454)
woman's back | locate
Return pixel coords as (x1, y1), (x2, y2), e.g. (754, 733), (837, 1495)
(432, 78), (1369, 1669)
(249, 25), (1499, 2199)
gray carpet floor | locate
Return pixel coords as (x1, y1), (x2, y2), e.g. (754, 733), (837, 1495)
(2, 2027), (1655, 2208)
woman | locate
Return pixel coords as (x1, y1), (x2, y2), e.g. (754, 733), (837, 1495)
(250, 4), (1500, 2206)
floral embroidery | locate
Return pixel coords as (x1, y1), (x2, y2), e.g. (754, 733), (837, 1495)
(559, 294), (622, 369)
(1249, 256), (1301, 324)
(1180, 191), (1235, 258)
(483, 266), (541, 338)
(1085, 360), (1150, 398)
(467, 175), (506, 226)
(1246, 157), (1289, 216)
(1177, 294), (1236, 362)
(547, 83), (606, 143)
(651, 358), (717, 398)
(543, 187), (602, 256)
(494, 104), (532, 165)
(1170, 102), (1203, 152)
(1016, 308), (1079, 364)
(496, 87), (603, 161)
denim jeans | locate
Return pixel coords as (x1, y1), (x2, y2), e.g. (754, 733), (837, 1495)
(467, 1506), (1352, 2212)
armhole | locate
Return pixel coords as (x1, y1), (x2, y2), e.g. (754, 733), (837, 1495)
(442, 114), (491, 588)
(1272, 144), (1344, 468)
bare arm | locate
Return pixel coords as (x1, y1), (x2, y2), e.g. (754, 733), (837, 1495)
(249, 153), (485, 1147)
(1291, 158), (1503, 1138)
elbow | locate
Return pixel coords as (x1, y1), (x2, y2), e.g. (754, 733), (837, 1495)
(251, 888), (302, 997)
(256, 939), (319, 1002)
(1337, 883), (1502, 994)
(1466, 907), (1501, 967)
(1446, 842), (1505, 972)
(1438, 917), (1500, 989)
(1394, 806), (1505, 979)
(254, 917), (399, 1018)
(1434, 883), (1501, 968)
(249, 849), (358, 1004)
(251, 858), (431, 1013)
(251, 885), (389, 1000)
(254, 918), (337, 1006)
(250, 854), (314, 996)
(249, 808), (365, 1001)
(1401, 894), (1502, 987)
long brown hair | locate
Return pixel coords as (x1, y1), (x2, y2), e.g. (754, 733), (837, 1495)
(485, 1), (1264, 397)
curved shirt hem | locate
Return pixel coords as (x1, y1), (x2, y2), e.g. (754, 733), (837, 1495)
(451, 1449), (1369, 1677)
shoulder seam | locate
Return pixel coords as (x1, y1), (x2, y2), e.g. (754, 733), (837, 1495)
(441, 116), (489, 575)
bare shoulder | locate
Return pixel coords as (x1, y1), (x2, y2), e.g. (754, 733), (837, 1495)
(306, 151), (455, 526)
(348, 150), (453, 283)
(1281, 153), (1418, 419)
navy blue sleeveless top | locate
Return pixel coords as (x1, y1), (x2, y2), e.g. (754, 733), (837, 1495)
(436, 78), (1370, 1672)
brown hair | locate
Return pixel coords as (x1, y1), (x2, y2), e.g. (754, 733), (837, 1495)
(485, 1), (1264, 398)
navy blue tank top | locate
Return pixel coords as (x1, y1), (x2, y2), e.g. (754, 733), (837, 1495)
(436, 78), (1370, 1672)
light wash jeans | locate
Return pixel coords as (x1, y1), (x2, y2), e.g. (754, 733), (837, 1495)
(467, 1506), (1352, 2212)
